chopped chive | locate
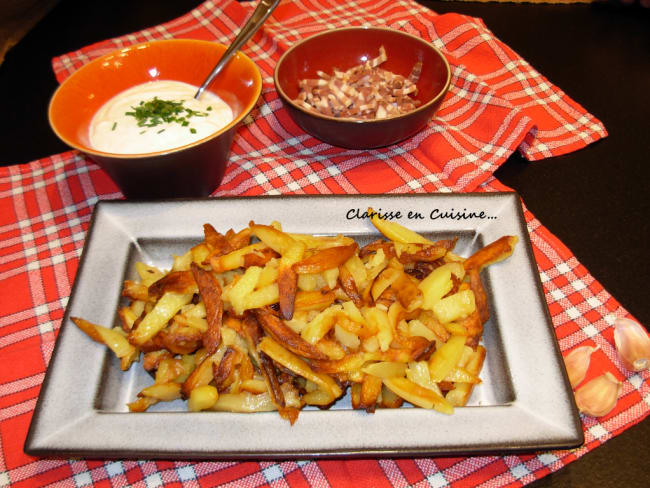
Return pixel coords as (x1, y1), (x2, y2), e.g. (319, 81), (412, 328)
(125, 97), (210, 134)
(111, 122), (117, 131)
(157, 128), (165, 134)
(190, 128), (197, 134)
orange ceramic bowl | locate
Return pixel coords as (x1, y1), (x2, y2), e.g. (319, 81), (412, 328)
(274, 27), (451, 149)
(49, 39), (262, 199)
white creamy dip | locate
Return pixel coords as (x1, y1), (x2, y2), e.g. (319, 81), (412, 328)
(89, 80), (234, 154)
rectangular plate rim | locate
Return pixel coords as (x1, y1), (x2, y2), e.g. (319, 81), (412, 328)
(25, 193), (583, 459)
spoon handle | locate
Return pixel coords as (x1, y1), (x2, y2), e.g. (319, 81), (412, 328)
(194, 0), (282, 99)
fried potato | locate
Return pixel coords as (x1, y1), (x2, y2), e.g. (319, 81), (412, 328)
(293, 244), (358, 274)
(432, 289), (476, 324)
(258, 336), (342, 400)
(211, 391), (276, 412)
(74, 216), (517, 422)
(210, 242), (267, 272)
(428, 335), (466, 382)
(71, 317), (136, 367)
(129, 292), (194, 346)
(369, 207), (432, 245)
(463, 236), (518, 273)
(188, 384), (219, 411)
(383, 377), (453, 414)
(191, 263), (223, 354)
(139, 382), (182, 402)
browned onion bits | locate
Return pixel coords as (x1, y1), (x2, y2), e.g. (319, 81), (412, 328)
(294, 46), (423, 120)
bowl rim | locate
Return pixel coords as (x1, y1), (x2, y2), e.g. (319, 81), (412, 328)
(273, 26), (451, 125)
(48, 38), (263, 159)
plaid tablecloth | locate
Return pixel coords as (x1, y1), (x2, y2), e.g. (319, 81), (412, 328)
(1, 0), (647, 487)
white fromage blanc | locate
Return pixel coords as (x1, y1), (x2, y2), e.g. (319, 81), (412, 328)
(89, 80), (234, 154)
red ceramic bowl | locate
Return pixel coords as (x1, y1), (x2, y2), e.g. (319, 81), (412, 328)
(274, 27), (451, 150)
(49, 39), (262, 199)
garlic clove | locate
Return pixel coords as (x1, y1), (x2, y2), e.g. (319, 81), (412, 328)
(574, 372), (621, 417)
(614, 317), (650, 372)
(563, 345), (598, 388)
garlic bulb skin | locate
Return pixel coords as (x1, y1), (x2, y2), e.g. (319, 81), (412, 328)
(564, 345), (598, 388)
(574, 372), (621, 417)
(614, 317), (650, 372)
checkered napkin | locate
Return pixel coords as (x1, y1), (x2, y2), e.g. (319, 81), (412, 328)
(1, 0), (647, 487)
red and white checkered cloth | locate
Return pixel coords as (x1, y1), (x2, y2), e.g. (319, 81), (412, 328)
(1, 0), (647, 487)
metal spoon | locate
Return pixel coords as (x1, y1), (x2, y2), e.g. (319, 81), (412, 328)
(194, 0), (281, 99)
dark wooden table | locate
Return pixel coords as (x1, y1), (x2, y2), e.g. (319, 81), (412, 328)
(0, 1), (648, 486)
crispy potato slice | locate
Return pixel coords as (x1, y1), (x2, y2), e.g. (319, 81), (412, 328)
(468, 268), (489, 324)
(418, 263), (461, 310)
(154, 357), (186, 384)
(191, 263), (223, 354)
(122, 280), (150, 301)
(191, 242), (212, 267)
(278, 266), (298, 320)
(359, 239), (396, 260)
(135, 262), (166, 286)
(250, 223), (296, 255)
(362, 361), (407, 378)
(302, 387), (335, 406)
(127, 396), (159, 412)
(138, 382), (182, 402)
(142, 350), (174, 371)
(71, 317), (137, 361)
(463, 236), (518, 273)
(383, 377), (453, 414)
(288, 233), (355, 249)
(259, 351), (286, 410)
(334, 323), (361, 350)
(310, 352), (366, 374)
(293, 244), (358, 274)
(314, 337), (346, 360)
(148, 270), (198, 300)
(300, 304), (341, 345)
(379, 384), (404, 408)
(188, 384), (219, 411)
(210, 242), (267, 272)
(258, 336), (342, 400)
(446, 346), (486, 406)
(360, 374), (383, 412)
(394, 242), (448, 264)
(294, 289), (336, 312)
(368, 207), (432, 244)
(371, 267), (402, 302)
(392, 273), (423, 312)
(338, 264), (362, 306)
(343, 254), (369, 292)
(240, 379), (268, 394)
(129, 292), (194, 346)
(428, 335), (466, 382)
(225, 227), (252, 250)
(432, 289), (476, 324)
(203, 223), (233, 255)
(158, 319), (203, 355)
(443, 367), (481, 384)
(242, 247), (279, 268)
(255, 308), (328, 360)
(227, 266), (262, 316)
(363, 307), (393, 352)
(181, 345), (226, 397)
(210, 391), (276, 412)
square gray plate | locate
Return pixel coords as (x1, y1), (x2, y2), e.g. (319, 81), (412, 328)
(25, 193), (583, 460)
